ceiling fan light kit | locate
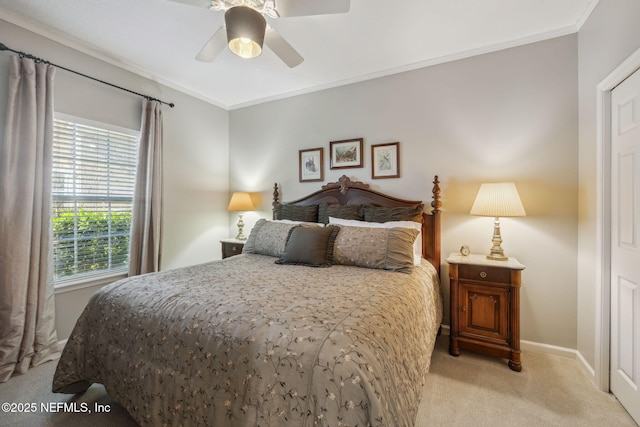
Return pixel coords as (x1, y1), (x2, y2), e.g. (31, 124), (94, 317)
(226, 6), (266, 59)
(170, 0), (350, 67)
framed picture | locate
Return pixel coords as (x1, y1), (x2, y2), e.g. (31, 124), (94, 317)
(371, 142), (399, 179)
(330, 138), (363, 169)
(299, 147), (324, 182)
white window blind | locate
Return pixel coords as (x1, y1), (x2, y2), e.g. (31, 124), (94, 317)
(52, 115), (139, 282)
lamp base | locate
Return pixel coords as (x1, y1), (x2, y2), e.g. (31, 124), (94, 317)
(486, 252), (508, 261)
(235, 213), (247, 241)
(486, 216), (509, 261)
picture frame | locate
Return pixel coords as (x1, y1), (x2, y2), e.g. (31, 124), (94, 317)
(371, 142), (400, 179)
(299, 147), (324, 182)
(329, 138), (363, 169)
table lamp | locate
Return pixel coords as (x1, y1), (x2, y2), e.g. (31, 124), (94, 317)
(227, 192), (255, 240)
(470, 182), (526, 261)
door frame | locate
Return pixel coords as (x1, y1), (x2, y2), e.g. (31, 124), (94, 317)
(595, 47), (640, 392)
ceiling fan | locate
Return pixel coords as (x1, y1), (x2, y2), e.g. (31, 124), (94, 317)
(168, 0), (350, 68)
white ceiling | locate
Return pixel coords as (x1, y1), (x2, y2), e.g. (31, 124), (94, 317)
(0, 0), (598, 110)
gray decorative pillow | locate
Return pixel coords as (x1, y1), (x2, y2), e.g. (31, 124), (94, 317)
(275, 225), (340, 267)
(243, 219), (300, 257)
(332, 226), (419, 273)
(317, 203), (364, 224)
(363, 204), (424, 223)
(274, 204), (319, 222)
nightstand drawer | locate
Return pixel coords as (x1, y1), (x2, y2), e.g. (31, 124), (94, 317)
(459, 264), (511, 284)
(221, 240), (245, 259)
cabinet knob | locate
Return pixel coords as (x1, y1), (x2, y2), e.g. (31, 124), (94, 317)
(479, 271), (487, 278)
(461, 306), (466, 312)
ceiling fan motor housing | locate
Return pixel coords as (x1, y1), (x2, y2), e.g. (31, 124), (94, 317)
(225, 6), (267, 58)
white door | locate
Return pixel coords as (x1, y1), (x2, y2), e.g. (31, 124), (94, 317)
(611, 67), (640, 425)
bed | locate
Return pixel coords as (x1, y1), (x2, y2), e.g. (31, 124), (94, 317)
(53, 175), (443, 426)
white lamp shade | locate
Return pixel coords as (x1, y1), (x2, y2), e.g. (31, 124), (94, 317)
(470, 183), (526, 217)
(227, 192), (255, 211)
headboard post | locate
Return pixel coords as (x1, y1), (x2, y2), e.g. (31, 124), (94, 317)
(272, 183), (280, 220)
(428, 176), (442, 275)
(431, 175), (442, 213)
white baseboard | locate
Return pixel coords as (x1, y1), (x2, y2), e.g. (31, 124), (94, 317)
(440, 324), (583, 360)
(521, 340), (596, 380)
(576, 350), (596, 378)
(440, 324), (597, 379)
(440, 325), (598, 381)
(520, 339), (577, 359)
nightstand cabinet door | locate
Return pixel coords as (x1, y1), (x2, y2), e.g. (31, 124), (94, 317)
(459, 282), (509, 344)
(221, 240), (244, 259)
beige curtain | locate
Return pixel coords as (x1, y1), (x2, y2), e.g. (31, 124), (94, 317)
(128, 99), (163, 276)
(0, 57), (59, 383)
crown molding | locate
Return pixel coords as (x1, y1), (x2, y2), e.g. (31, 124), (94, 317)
(0, 12), (230, 110)
(1, 9), (585, 112)
(228, 25), (578, 110)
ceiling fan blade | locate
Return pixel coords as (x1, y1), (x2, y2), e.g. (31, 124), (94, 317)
(274, 0), (349, 17)
(196, 27), (227, 62)
(166, 0), (212, 8)
(265, 29), (304, 68)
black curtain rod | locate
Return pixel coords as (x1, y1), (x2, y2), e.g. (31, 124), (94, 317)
(0, 42), (175, 108)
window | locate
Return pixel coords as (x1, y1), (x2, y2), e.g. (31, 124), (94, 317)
(52, 114), (139, 283)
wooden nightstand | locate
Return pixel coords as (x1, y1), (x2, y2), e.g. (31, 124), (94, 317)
(221, 239), (245, 259)
(446, 253), (525, 371)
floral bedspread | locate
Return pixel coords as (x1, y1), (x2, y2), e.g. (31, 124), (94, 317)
(53, 254), (442, 426)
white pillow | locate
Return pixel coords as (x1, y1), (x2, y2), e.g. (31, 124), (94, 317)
(328, 217), (422, 266)
(272, 219), (324, 227)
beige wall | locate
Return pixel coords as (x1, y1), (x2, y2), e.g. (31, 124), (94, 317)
(0, 20), (230, 339)
(230, 35), (579, 348)
(576, 0), (640, 370)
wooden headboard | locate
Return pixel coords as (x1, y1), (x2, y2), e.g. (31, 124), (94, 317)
(272, 175), (442, 275)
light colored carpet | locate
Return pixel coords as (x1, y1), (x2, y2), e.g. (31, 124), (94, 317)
(416, 336), (636, 426)
(0, 335), (636, 426)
